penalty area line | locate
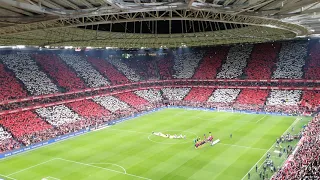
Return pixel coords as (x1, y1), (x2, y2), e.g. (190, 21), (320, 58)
(56, 158), (151, 180)
(6, 158), (57, 177)
(88, 163), (127, 174)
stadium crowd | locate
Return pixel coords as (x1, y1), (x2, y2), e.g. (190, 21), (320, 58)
(59, 54), (110, 87)
(134, 89), (162, 103)
(0, 127), (20, 153)
(245, 43), (280, 79)
(0, 54), (59, 95)
(172, 51), (204, 79)
(208, 89), (241, 103)
(162, 88), (191, 101)
(305, 43), (320, 80)
(265, 90), (302, 114)
(272, 115), (320, 179)
(0, 63), (27, 101)
(87, 57), (130, 84)
(0, 39), (319, 175)
(192, 47), (228, 79)
(108, 57), (141, 82)
(33, 54), (87, 91)
(216, 45), (252, 79)
(157, 56), (174, 79)
(272, 42), (308, 79)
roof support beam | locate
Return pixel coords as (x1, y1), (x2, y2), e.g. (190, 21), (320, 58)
(0, 3), (34, 16)
(223, 0), (235, 6)
(70, 0), (94, 8)
(187, 0), (195, 8)
(52, 0), (80, 10)
(277, 0), (320, 15)
(101, 0), (121, 10)
(260, 0), (286, 10)
(0, 7), (23, 16)
(0, 10), (309, 36)
(0, 25), (297, 48)
(32, 0), (65, 10)
(0, 0), (57, 15)
(233, 0), (276, 15)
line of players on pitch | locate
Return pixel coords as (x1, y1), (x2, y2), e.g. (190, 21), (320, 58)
(152, 131), (218, 149)
(194, 132), (214, 149)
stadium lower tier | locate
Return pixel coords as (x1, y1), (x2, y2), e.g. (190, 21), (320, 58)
(0, 87), (316, 153)
(0, 87), (318, 149)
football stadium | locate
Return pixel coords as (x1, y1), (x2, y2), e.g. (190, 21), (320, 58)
(0, 0), (320, 180)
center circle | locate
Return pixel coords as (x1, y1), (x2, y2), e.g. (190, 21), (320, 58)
(148, 130), (198, 144)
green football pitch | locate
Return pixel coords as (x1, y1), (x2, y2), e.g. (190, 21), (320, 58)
(0, 108), (311, 180)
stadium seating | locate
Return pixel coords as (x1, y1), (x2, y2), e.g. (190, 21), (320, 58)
(0, 138), (20, 153)
(135, 89), (162, 103)
(184, 87), (215, 102)
(236, 89), (269, 105)
(33, 54), (86, 91)
(59, 54), (110, 87)
(301, 91), (320, 109)
(216, 45), (253, 79)
(0, 54), (58, 95)
(121, 58), (158, 80)
(115, 92), (150, 109)
(108, 57), (141, 82)
(67, 100), (112, 118)
(266, 90), (302, 106)
(305, 43), (320, 79)
(161, 88), (191, 101)
(245, 43), (281, 79)
(0, 111), (52, 138)
(93, 96), (130, 112)
(0, 127), (13, 141)
(157, 57), (174, 79)
(272, 41), (308, 79)
(87, 57), (130, 84)
(265, 90), (302, 114)
(192, 47), (229, 79)
(0, 63), (27, 101)
(172, 51), (204, 79)
(35, 105), (82, 126)
(208, 89), (241, 103)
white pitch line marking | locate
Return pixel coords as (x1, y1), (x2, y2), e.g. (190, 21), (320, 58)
(88, 163), (127, 174)
(256, 115), (267, 123)
(219, 143), (268, 151)
(45, 176), (60, 180)
(240, 117), (301, 180)
(56, 158), (151, 180)
(6, 158), (57, 177)
(0, 173), (17, 180)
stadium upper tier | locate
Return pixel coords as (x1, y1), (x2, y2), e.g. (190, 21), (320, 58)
(0, 39), (320, 153)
